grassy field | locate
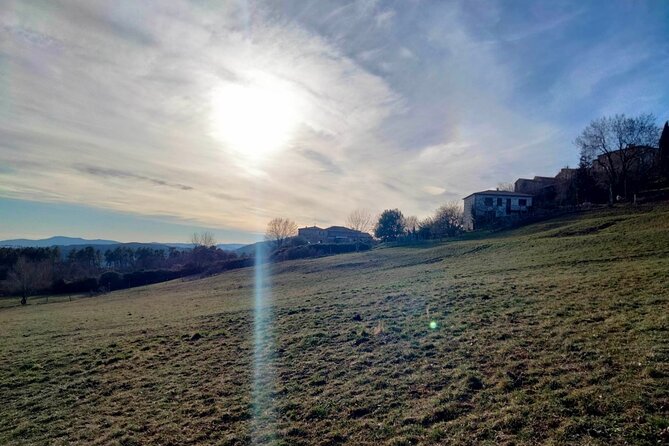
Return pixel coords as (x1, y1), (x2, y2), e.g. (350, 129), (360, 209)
(1, 204), (668, 445)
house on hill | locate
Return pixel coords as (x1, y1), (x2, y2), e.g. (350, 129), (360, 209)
(298, 226), (373, 244)
(462, 190), (533, 230)
(514, 175), (556, 195)
(515, 172), (582, 207)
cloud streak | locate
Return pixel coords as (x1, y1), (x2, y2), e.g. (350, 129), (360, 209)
(75, 165), (194, 191)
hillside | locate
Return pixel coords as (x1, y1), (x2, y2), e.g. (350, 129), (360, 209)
(0, 204), (668, 445)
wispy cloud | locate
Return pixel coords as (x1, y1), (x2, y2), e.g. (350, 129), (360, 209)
(75, 165), (194, 191)
(0, 0), (668, 238)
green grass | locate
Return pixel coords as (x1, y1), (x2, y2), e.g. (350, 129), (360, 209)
(1, 204), (668, 445)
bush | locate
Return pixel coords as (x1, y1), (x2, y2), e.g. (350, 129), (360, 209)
(203, 257), (254, 276)
(272, 245), (317, 261)
(122, 270), (181, 288)
(52, 277), (99, 294)
(286, 236), (309, 247)
(99, 271), (123, 291)
(271, 243), (370, 261)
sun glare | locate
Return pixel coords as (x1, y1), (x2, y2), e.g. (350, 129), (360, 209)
(210, 72), (300, 163)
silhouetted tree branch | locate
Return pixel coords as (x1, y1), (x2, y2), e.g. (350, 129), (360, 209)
(345, 209), (374, 234)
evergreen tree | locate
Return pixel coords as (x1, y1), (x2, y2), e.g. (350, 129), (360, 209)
(660, 121), (669, 179)
(576, 155), (596, 203)
(374, 209), (405, 241)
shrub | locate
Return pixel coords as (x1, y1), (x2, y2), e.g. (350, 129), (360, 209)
(52, 277), (99, 294)
(271, 243), (370, 261)
(122, 270), (181, 288)
(203, 257), (254, 275)
(286, 236), (309, 247)
(99, 271), (123, 291)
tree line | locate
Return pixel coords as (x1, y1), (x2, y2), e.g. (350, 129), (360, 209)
(372, 202), (464, 242)
(0, 233), (244, 304)
(2, 203), (466, 305)
(264, 201), (464, 249)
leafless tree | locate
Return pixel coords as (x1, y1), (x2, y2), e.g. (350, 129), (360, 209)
(431, 201), (464, 238)
(190, 231), (217, 248)
(345, 209), (374, 234)
(265, 218), (298, 249)
(7, 257), (52, 305)
(575, 113), (659, 199)
(403, 215), (419, 234)
(497, 182), (515, 192)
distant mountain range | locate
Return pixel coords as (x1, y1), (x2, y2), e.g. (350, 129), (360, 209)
(0, 236), (119, 247)
(0, 236), (246, 252)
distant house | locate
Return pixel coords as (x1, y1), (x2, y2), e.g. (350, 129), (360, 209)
(515, 175), (564, 207)
(462, 190), (533, 231)
(554, 168), (578, 183)
(553, 168), (578, 204)
(298, 226), (327, 243)
(298, 226), (373, 244)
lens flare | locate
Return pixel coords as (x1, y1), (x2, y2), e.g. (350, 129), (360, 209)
(429, 320), (438, 330)
(251, 242), (276, 441)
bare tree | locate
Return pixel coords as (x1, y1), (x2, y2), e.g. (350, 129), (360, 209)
(575, 113), (659, 200)
(7, 257), (52, 305)
(190, 231), (217, 248)
(265, 218), (298, 249)
(403, 215), (419, 234)
(345, 209), (374, 234)
(431, 201), (464, 238)
(497, 182), (515, 192)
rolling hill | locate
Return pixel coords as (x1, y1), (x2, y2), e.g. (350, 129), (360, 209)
(0, 204), (667, 445)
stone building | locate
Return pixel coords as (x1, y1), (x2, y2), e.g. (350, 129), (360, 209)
(514, 176), (557, 195)
(462, 190), (533, 231)
(298, 226), (373, 244)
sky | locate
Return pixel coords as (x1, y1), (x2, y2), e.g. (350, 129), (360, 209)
(1, 0), (668, 243)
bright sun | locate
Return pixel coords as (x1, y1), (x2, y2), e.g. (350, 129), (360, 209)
(210, 72), (301, 163)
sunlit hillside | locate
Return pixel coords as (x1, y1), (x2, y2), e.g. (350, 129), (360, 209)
(1, 204), (668, 446)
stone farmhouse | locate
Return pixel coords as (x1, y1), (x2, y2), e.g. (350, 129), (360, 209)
(462, 190), (533, 231)
(298, 226), (373, 244)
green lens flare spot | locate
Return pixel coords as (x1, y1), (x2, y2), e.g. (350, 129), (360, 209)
(429, 320), (437, 330)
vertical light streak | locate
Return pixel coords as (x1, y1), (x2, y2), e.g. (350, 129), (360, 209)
(251, 236), (276, 443)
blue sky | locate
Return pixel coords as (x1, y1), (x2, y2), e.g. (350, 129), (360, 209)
(1, 0), (668, 242)
(0, 197), (261, 243)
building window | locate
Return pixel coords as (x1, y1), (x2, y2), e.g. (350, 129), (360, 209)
(484, 197), (493, 206)
(496, 198), (502, 206)
(519, 199), (527, 206)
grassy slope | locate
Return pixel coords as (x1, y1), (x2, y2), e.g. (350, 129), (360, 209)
(0, 205), (668, 446)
